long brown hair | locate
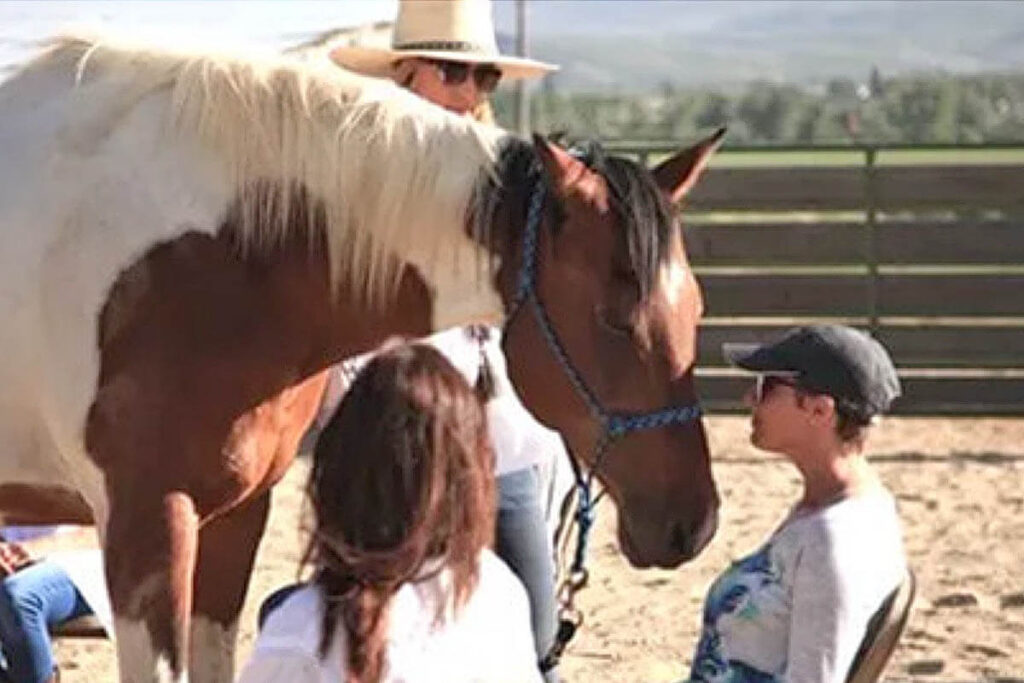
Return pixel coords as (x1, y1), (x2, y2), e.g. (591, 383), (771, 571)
(306, 343), (496, 682)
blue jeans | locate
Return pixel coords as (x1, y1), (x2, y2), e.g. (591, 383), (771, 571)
(0, 561), (91, 682)
(496, 468), (558, 682)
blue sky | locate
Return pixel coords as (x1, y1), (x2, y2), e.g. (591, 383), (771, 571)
(0, 0), (750, 72)
(4, 1), (1013, 88)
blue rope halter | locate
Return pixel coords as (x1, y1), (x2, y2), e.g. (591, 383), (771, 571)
(502, 162), (702, 671)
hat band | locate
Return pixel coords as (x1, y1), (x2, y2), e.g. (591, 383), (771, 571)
(393, 40), (493, 55)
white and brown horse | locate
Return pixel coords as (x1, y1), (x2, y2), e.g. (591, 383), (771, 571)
(0, 35), (721, 682)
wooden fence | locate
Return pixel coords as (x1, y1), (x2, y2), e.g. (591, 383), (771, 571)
(610, 142), (1024, 415)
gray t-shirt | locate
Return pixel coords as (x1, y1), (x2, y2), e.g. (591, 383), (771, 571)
(689, 487), (906, 683)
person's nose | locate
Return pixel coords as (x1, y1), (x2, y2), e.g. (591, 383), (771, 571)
(451, 78), (483, 113)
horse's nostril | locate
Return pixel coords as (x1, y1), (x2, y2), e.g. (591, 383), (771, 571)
(671, 523), (699, 561)
(673, 511), (718, 561)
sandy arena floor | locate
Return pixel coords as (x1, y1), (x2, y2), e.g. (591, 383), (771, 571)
(53, 416), (1024, 682)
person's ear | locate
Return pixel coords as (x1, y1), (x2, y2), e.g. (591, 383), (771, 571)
(805, 394), (836, 427)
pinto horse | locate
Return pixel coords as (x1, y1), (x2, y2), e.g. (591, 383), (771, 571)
(0, 35), (721, 682)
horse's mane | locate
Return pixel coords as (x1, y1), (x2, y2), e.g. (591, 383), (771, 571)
(486, 137), (675, 300)
(581, 143), (676, 299)
(23, 34), (507, 297)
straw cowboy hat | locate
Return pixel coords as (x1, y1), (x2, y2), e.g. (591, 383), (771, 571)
(329, 0), (557, 80)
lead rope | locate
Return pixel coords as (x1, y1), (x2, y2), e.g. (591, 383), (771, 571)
(539, 431), (613, 673)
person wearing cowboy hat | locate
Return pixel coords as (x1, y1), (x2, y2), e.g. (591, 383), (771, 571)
(324, 3), (566, 680)
(330, 0), (556, 121)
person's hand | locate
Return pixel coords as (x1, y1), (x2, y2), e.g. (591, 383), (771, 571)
(0, 541), (35, 578)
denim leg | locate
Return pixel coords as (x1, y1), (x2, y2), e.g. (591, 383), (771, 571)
(0, 561), (91, 683)
(496, 468), (559, 682)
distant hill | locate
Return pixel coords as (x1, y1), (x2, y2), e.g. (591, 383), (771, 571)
(5, 1), (1021, 93)
(507, 1), (1024, 92)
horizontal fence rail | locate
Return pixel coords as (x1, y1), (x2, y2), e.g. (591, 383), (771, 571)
(698, 273), (1024, 318)
(686, 221), (1024, 266)
(615, 141), (1024, 416)
(696, 322), (1024, 370)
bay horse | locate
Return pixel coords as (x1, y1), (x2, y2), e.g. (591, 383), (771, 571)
(0, 35), (721, 682)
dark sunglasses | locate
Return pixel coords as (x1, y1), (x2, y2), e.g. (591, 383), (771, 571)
(753, 373), (800, 403)
(426, 59), (503, 93)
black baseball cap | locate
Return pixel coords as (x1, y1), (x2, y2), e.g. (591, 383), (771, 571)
(723, 324), (901, 418)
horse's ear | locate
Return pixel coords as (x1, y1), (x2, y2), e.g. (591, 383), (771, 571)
(532, 134), (588, 195)
(652, 127), (726, 204)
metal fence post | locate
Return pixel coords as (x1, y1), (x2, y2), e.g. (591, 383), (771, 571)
(514, 0), (530, 137)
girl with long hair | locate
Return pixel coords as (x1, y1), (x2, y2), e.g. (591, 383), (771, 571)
(239, 344), (539, 682)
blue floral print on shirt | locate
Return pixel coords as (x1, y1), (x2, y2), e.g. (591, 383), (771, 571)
(689, 543), (782, 683)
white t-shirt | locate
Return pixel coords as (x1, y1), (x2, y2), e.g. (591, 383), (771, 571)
(238, 550), (541, 683)
(320, 326), (565, 476)
(688, 487), (906, 683)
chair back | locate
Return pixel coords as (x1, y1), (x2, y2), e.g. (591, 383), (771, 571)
(845, 567), (916, 683)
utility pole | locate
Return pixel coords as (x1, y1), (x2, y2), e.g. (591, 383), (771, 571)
(514, 0), (529, 136)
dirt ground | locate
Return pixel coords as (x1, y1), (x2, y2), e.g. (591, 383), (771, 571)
(53, 416), (1024, 682)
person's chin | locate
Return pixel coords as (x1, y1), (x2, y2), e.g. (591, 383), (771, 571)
(750, 425), (771, 451)
(749, 419), (760, 446)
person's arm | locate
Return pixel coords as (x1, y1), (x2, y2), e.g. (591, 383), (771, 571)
(0, 541), (34, 577)
(784, 528), (864, 683)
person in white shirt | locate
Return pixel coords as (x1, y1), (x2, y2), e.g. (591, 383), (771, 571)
(302, 325), (569, 680)
(328, 0), (561, 672)
(688, 325), (907, 683)
(239, 343), (540, 683)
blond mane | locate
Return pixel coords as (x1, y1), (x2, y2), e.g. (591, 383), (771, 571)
(27, 34), (507, 298)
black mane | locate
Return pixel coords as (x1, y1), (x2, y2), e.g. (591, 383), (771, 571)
(478, 136), (675, 300)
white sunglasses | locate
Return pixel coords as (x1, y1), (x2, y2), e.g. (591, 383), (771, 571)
(753, 372), (801, 403)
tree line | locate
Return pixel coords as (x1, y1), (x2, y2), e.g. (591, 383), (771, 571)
(493, 69), (1024, 145)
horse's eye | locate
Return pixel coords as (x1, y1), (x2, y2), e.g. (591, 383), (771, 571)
(598, 276), (640, 336)
(596, 302), (632, 336)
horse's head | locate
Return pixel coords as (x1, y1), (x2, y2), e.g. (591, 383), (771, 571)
(492, 130), (724, 568)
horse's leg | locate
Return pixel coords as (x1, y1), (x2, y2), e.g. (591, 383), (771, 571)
(189, 490), (271, 683)
(105, 489), (199, 683)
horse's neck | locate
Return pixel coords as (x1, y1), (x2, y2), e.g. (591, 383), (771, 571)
(395, 156), (534, 331)
(245, 237), (435, 379)
(388, 229), (504, 330)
